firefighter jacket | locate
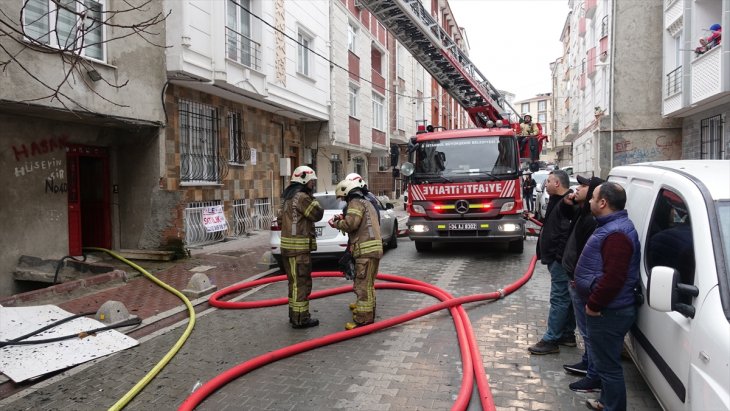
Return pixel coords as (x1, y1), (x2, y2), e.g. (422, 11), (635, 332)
(278, 190), (324, 257)
(520, 122), (539, 136)
(335, 196), (383, 259)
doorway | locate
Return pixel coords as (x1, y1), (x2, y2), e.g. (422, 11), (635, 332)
(67, 145), (111, 255)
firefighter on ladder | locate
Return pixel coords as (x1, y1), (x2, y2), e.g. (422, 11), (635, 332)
(278, 165), (324, 329)
(330, 178), (383, 330)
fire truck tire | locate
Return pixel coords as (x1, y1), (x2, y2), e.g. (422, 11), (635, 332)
(508, 240), (524, 254)
(415, 241), (432, 252)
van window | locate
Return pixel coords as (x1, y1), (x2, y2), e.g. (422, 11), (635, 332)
(646, 189), (695, 304)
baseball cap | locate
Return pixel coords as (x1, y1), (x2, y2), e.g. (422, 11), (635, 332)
(576, 175), (591, 185)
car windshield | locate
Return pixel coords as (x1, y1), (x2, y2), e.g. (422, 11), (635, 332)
(414, 136), (518, 179)
(315, 194), (346, 211)
(532, 172), (549, 188)
(717, 200), (730, 279)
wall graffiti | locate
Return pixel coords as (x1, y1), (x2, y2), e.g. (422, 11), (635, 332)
(12, 135), (69, 162)
(45, 176), (68, 194)
(14, 157), (63, 177)
(613, 134), (682, 165)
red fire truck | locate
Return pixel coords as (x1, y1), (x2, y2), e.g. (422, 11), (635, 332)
(361, 0), (547, 253)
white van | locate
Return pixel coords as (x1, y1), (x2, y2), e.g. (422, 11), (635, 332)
(608, 160), (730, 410)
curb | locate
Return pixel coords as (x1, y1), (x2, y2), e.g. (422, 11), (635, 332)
(0, 270), (128, 307)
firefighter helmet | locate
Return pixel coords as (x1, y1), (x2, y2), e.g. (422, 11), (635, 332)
(345, 172), (366, 188)
(335, 179), (361, 198)
(291, 166), (317, 184)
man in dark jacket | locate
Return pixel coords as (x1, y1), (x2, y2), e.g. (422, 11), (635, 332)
(522, 173), (537, 213)
(529, 169), (578, 355)
(575, 182), (640, 411)
(561, 175), (604, 393)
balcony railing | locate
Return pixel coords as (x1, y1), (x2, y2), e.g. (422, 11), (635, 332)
(666, 66), (682, 96)
(226, 27), (261, 70)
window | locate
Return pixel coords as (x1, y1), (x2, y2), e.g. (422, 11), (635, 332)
(354, 158), (364, 176)
(538, 113), (546, 123)
(397, 43), (406, 78)
(23, 0), (105, 61)
(646, 189), (695, 304)
(228, 111), (249, 165)
(600, 15), (609, 38)
(397, 95), (404, 130)
(330, 154), (342, 185)
(297, 31), (312, 76)
(347, 23), (357, 53)
(226, 0), (255, 68)
(179, 100), (221, 183)
(378, 156), (389, 171)
(538, 100), (547, 111)
(521, 103), (530, 114)
(349, 85), (359, 117)
(700, 115), (725, 159)
(372, 93), (384, 130)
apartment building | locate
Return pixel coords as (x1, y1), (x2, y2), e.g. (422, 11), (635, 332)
(554, 0), (682, 178)
(662, 0), (728, 159)
(0, 0), (168, 296)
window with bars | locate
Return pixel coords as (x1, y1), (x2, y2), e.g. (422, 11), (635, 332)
(226, 0), (259, 69)
(228, 111), (249, 165)
(700, 115), (725, 159)
(179, 100), (222, 183)
(23, 0), (105, 61)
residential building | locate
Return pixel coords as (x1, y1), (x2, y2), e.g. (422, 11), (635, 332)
(0, 0), (167, 296)
(556, 0), (682, 178)
(662, 0), (728, 159)
(515, 93), (555, 163)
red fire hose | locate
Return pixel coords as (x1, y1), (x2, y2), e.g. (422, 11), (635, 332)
(179, 254), (538, 411)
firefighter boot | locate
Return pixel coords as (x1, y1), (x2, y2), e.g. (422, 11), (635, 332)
(291, 318), (319, 329)
(348, 302), (357, 311)
(345, 321), (373, 330)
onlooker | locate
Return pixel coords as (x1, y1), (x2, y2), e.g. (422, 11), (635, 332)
(523, 172), (537, 213)
(575, 182), (640, 411)
(331, 178), (383, 330)
(277, 166), (324, 329)
(695, 23), (722, 55)
(561, 175), (605, 393)
(529, 169), (578, 355)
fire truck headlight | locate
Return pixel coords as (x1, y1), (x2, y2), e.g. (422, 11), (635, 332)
(412, 204), (426, 214)
(498, 223), (520, 232)
(410, 224), (429, 233)
(500, 201), (515, 212)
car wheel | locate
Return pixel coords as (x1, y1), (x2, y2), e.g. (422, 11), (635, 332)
(415, 241), (432, 252)
(273, 255), (284, 269)
(508, 240), (524, 254)
(389, 223), (398, 249)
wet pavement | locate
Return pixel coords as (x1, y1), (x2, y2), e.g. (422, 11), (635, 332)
(0, 228), (660, 410)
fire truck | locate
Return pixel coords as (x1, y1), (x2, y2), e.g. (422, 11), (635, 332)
(360, 0), (547, 253)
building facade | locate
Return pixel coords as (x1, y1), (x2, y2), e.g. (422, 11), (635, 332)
(662, 0), (728, 159)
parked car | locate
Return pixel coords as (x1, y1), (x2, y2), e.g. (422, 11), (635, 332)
(270, 192), (398, 267)
(610, 160), (730, 410)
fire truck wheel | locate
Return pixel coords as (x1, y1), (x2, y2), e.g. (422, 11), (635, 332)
(415, 241), (432, 252)
(508, 240), (524, 254)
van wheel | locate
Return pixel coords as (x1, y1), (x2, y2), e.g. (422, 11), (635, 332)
(508, 240), (524, 253)
(415, 241), (432, 252)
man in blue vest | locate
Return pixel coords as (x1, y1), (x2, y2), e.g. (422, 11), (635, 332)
(575, 182), (640, 411)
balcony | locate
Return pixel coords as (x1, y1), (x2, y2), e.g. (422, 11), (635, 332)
(225, 27), (261, 71)
(579, 17), (586, 37)
(587, 47), (596, 78)
(691, 46), (722, 104)
(585, 0), (597, 18)
(580, 73), (586, 90)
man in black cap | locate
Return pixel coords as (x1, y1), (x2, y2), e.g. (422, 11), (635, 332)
(561, 174), (605, 393)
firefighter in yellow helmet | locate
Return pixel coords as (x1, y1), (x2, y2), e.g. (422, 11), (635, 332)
(330, 178), (383, 330)
(278, 165), (324, 328)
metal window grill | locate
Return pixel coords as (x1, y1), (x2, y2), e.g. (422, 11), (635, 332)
(225, 27), (261, 70)
(184, 200), (226, 247)
(179, 100), (228, 183)
(666, 66), (682, 96)
(700, 115), (725, 159)
(252, 198), (274, 231)
(230, 199), (254, 236)
(228, 111), (250, 165)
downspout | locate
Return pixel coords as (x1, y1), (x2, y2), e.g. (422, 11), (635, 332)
(724, 0), (730, 92)
(609, 0), (617, 172)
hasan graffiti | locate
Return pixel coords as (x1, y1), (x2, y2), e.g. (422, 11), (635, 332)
(12, 135), (69, 162)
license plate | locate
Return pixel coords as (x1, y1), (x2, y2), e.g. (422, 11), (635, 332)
(315, 227), (323, 237)
(448, 223), (477, 230)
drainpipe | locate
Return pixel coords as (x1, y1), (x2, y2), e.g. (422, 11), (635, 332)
(724, 0), (730, 92)
(609, 0), (617, 173)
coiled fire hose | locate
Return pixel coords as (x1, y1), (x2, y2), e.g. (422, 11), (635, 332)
(179, 256), (537, 411)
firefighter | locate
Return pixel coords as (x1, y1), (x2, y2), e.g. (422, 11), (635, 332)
(278, 165), (324, 329)
(520, 114), (540, 162)
(345, 172), (384, 215)
(330, 179), (383, 330)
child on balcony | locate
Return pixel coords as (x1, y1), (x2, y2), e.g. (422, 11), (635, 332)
(695, 24), (722, 56)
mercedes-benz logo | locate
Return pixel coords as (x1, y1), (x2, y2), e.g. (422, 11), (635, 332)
(455, 200), (469, 214)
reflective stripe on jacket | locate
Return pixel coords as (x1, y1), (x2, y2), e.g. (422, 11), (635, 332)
(336, 197), (383, 259)
(278, 191), (324, 256)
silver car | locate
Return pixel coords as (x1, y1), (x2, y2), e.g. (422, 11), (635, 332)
(270, 192), (398, 267)
(537, 175), (579, 220)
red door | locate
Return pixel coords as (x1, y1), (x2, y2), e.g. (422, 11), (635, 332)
(67, 146), (111, 255)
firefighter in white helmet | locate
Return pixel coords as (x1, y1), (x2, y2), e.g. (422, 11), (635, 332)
(345, 173), (383, 215)
(330, 178), (383, 330)
(277, 165), (324, 328)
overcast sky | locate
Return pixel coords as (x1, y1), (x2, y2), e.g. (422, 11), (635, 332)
(448, 0), (569, 103)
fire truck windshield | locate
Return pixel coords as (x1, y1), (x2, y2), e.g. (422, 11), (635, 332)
(414, 136), (517, 180)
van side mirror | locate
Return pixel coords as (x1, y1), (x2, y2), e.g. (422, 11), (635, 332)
(647, 266), (699, 318)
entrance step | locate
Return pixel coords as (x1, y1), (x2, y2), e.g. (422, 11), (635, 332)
(13, 255), (115, 283)
(117, 249), (175, 261)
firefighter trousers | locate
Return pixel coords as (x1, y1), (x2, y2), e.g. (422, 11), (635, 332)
(283, 253), (313, 325)
(352, 257), (380, 325)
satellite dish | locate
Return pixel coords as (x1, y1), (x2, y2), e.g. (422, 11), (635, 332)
(401, 162), (415, 176)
